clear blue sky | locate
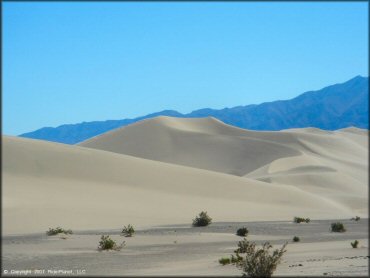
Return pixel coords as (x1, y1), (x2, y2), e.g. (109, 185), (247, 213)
(3, 2), (368, 135)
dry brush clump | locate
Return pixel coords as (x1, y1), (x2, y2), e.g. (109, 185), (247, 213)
(192, 211), (212, 227)
(98, 235), (125, 251)
(351, 240), (359, 248)
(122, 224), (135, 237)
(219, 236), (287, 277)
(293, 217), (310, 223)
(236, 227), (249, 237)
(331, 222), (346, 233)
(351, 216), (361, 221)
(46, 227), (73, 236)
(237, 239), (287, 277)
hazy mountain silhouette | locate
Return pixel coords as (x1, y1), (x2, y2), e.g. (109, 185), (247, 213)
(19, 75), (368, 144)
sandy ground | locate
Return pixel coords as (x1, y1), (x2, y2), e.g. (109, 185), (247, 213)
(2, 219), (368, 276)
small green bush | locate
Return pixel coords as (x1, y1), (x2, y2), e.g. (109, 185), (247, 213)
(98, 235), (125, 251)
(219, 253), (243, 266)
(219, 257), (231, 265)
(122, 224), (135, 237)
(46, 227), (73, 236)
(331, 222), (346, 233)
(236, 227), (249, 237)
(351, 240), (359, 248)
(192, 211), (212, 227)
(293, 217), (310, 223)
(293, 236), (300, 242)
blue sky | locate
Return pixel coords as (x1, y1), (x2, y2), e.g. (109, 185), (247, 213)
(3, 2), (368, 135)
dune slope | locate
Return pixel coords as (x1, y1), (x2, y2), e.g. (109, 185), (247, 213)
(79, 117), (367, 176)
(3, 134), (367, 235)
(79, 117), (303, 176)
(78, 116), (368, 219)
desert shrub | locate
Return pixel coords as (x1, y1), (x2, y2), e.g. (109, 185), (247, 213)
(219, 251), (244, 266)
(46, 227), (73, 236)
(234, 237), (254, 254)
(237, 239), (288, 277)
(331, 222), (346, 233)
(351, 240), (359, 248)
(351, 216), (360, 221)
(122, 224), (135, 237)
(219, 257), (231, 265)
(192, 211), (212, 227)
(231, 253), (243, 264)
(218, 238), (250, 268)
(218, 237), (287, 276)
(236, 227), (249, 237)
(293, 236), (300, 242)
(98, 235), (125, 251)
(293, 217), (310, 223)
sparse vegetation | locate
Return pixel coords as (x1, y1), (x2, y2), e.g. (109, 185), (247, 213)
(230, 253), (243, 264)
(236, 239), (288, 277)
(46, 227), (73, 236)
(219, 239), (246, 267)
(351, 240), (359, 248)
(219, 257), (231, 265)
(236, 227), (249, 237)
(98, 235), (125, 251)
(234, 237), (252, 254)
(192, 211), (212, 227)
(351, 216), (361, 221)
(293, 217), (310, 223)
(122, 224), (135, 237)
(219, 237), (287, 277)
(331, 222), (346, 233)
(293, 236), (300, 242)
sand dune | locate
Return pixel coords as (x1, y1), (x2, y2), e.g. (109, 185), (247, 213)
(3, 128), (366, 235)
(79, 117), (367, 176)
(80, 117), (300, 176)
(78, 117), (368, 217)
(3, 117), (368, 235)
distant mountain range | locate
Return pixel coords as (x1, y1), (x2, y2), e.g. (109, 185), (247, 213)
(20, 75), (368, 144)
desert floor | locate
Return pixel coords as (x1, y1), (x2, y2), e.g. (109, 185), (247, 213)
(2, 218), (368, 276)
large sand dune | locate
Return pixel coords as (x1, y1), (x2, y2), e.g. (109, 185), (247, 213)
(79, 117), (367, 177)
(79, 116), (368, 217)
(3, 117), (368, 235)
